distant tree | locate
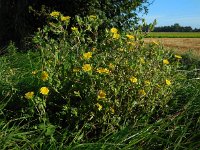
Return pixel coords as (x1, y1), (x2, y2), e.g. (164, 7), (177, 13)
(183, 26), (193, 32)
(153, 23), (198, 32)
(172, 23), (181, 32)
(194, 28), (200, 32)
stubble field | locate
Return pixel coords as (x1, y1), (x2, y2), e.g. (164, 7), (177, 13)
(144, 38), (200, 56)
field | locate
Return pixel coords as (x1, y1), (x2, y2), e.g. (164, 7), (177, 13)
(145, 32), (200, 57)
(146, 32), (200, 38)
(144, 38), (200, 56)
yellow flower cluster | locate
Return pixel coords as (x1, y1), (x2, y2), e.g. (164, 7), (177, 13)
(50, 11), (60, 18)
(61, 16), (71, 22)
(138, 89), (146, 96)
(24, 91), (34, 100)
(98, 90), (106, 99)
(126, 34), (134, 39)
(110, 27), (120, 39)
(110, 28), (118, 34)
(82, 64), (92, 72)
(129, 76), (137, 83)
(163, 59), (169, 65)
(40, 87), (49, 95)
(24, 87), (49, 99)
(113, 33), (120, 39)
(96, 103), (103, 111)
(83, 52), (92, 60)
(165, 79), (171, 85)
(96, 68), (110, 74)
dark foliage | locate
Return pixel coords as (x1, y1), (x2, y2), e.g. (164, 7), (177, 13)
(153, 23), (200, 32)
(0, 0), (151, 52)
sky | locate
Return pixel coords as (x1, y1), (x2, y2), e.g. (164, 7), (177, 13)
(142, 0), (200, 29)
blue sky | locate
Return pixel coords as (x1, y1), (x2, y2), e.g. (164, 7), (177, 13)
(142, 0), (200, 28)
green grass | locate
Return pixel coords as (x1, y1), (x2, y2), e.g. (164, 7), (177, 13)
(1, 44), (200, 150)
(146, 32), (200, 38)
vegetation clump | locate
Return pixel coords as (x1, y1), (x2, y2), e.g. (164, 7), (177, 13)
(0, 11), (200, 149)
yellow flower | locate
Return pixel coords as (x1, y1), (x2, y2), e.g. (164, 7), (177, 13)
(24, 92), (34, 100)
(129, 76), (137, 83)
(165, 79), (171, 85)
(110, 27), (118, 34)
(126, 34), (134, 39)
(98, 90), (106, 99)
(138, 90), (146, 96)
(113, 33), (120, 39)
(96, 103), (102, 111)
(83, 52), (92, 60)
(96, 68), (110, 74)
(71, 27), (78, 31)
(175, 55), (182, 59)
(144, 80), (151, 85)
(163, 59), (170, 65)
(82, 64), (92, 72)
(50, 11), (60, 17)
(61, 16), (71, 21)
(40, 87), (49, 95)
(96, 68), (103, 73)
(103, 68), (110, 74)
(41, 71), (49, 81)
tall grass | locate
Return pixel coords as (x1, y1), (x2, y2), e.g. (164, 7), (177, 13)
(0, 12), (200, 149)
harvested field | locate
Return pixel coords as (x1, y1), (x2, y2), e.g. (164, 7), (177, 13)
(144, 38), (200, 56)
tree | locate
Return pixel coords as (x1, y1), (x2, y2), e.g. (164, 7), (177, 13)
(173, 23), (181, 32)
(0, 0), (152, 51)
(153, 23), (197, 32)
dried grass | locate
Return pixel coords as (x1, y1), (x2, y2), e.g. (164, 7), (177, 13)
(144, 38), (200, 57)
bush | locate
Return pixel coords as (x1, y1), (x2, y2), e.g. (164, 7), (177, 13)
(1, 12), (183, 145)
(0, 0), (149, 51)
